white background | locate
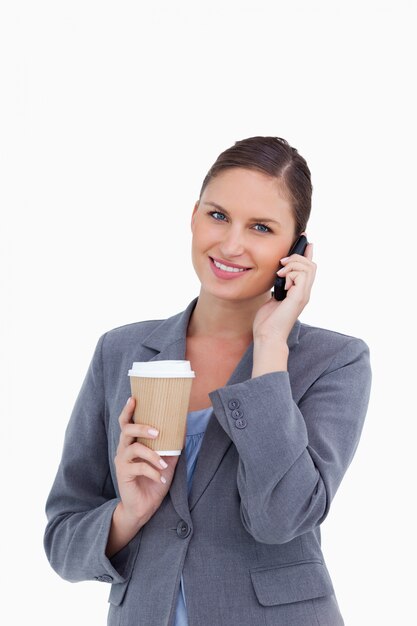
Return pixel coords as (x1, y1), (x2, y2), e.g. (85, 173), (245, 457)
(1, 1), (416, 624)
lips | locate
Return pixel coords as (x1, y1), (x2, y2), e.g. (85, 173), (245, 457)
(210, 256), (252, 271)
(208, 256), (252, 281)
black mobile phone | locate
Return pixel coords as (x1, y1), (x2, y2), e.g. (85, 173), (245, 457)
(273, 235), (309, 301)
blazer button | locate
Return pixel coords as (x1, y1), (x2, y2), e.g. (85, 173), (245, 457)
(231, 408), (244, 419)
(235, 418), (247, 429)
(228, 399), (240, 410)
(176, 520), (191, 539)
(95, 575), (113, 582)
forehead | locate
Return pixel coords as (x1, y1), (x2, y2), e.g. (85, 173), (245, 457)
(201, 168), (293, 217)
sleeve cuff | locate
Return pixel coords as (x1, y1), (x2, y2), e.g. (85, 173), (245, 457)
(209, 372), (308, 483)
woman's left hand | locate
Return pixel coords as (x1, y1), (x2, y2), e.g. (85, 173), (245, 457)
(253, 242), (316, 343)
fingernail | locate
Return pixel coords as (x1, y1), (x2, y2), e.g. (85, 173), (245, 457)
(126, 397), (131, 405)
(148, 428), (159, 437)
(160, 476), (167, 484)
(280, 256), (289, 263)
(277, 267), (285, 274)
(159, 459), (168, 469)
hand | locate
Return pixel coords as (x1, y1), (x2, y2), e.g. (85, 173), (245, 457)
(253, 242), (316, 343)
(114, 397), (179, 526)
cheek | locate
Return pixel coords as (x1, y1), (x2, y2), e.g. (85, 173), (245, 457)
(191, 226), (201, 251)
(192, 220), (214, 249)
(258, 242), (281, 263)
(258, 240), (291, 271)
(263, 254), (280, 273)
(191, 224), (209, 262)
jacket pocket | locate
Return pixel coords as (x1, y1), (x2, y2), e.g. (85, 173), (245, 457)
(250, 559), (334, 606)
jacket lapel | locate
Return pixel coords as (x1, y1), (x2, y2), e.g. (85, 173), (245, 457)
(139, 297), (300, 520)
(188, 341), (254, 511)
(140, 299), (198, 522)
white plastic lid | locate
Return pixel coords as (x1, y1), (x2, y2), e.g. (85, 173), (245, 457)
(128, 360), (195, 378)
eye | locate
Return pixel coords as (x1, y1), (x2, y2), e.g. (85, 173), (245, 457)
(208, 210), (227, 221)
(253, 223), (272, 233)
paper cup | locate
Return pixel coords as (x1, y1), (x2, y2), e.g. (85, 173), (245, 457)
(128, 360), (195, 455)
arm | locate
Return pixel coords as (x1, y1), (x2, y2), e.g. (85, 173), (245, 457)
(105, 398), (179, 559)
(43, 335), (139, 583)
(209, 336), (371, 544)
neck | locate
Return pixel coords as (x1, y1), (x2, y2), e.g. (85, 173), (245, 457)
(187, 289), (271, 341)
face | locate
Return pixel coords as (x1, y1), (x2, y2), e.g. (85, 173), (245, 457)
(191, 167), (298, 302)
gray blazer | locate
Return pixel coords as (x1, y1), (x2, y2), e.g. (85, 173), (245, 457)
(44, 297), (371, 626)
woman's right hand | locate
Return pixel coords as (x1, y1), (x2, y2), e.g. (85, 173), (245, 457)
(106, 397), (179, 557)
(115, 396), (179, 522)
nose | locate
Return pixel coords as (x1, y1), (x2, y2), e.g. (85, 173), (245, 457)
(219, 226), (246, 258)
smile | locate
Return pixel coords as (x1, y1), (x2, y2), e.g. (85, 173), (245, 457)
(213, 260), (246, 273)
(209, 257), (252, 281)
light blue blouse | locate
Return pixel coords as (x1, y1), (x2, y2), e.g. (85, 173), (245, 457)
(173, 406), (213, 626)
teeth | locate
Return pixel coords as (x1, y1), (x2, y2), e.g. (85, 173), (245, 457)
(213, 259), (246, 272)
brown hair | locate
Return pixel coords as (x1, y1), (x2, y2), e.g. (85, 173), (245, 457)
(199, 136), (312, 235)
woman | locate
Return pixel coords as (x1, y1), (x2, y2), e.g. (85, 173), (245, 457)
(44, 136), (371, 625)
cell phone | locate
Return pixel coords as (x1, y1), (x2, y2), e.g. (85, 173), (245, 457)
(273, 234), (309, 301)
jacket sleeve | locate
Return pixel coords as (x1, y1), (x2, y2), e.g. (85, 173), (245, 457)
(208, 337), (371, 544)
(43, 334), (141, 584)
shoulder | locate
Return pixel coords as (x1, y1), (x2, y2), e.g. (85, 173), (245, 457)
(295, 321), (371, 376)
(88, 318), (169, 381)
(298, 321), (369, 352)
(89, 299), (198, 371)
(84, 320), (164, 377)
(96, 299), (197, 356)
(100, 318), (165, 348)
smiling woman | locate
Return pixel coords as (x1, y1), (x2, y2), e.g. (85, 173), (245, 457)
(44, 136), (371, 626)
(191, 167), (297, 301)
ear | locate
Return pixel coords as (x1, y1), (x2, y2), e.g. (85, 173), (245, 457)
(191, 201), (199, 231)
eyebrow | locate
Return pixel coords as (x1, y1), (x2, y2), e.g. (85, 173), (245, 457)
(203, 201), (282, 225)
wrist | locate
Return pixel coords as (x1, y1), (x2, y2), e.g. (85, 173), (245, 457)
(116, 500), (149, 531)
(253, 333), (289, 347)
(252, 337), (289, 378)
(106, 502), (146, 559)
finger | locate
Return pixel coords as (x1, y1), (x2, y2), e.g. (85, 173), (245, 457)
(284, 267), (315, 282)
(122, 459), (167, 484)
(119, 397), (136, 428)
(161, 455), (180, 470)
(285, 275), (294, 290)
(119, 422), (159, 449)
(277, 260), (315, 275)
(122, 441), (169, 471)
(285, 268), (315, 294)
(117, 398), (139, 450)
(280, 254), (313, 266)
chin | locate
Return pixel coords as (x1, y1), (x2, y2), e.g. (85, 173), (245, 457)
(202, 284), (271, 303)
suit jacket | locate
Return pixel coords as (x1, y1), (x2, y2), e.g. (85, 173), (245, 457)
(44, 297), (372, 626)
